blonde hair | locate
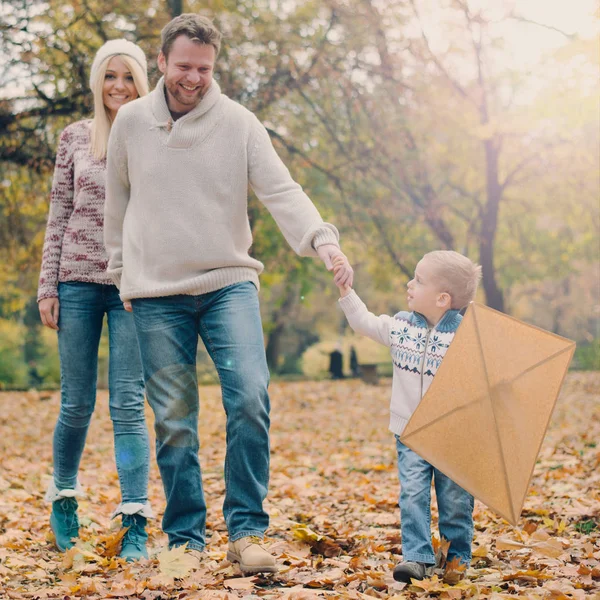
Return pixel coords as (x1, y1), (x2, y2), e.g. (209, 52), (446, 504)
(89, 54), (149, 160)
(423, 250), (482, 310)
(161, 14), (222, 59)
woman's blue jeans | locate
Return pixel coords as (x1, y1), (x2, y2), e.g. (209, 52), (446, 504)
(131, 281), (271, 551)
(396, 438), (474, 566)
(53, 282), (149, 508)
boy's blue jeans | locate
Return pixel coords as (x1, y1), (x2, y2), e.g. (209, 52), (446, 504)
(396, 438), (474, 566)
(131, 282), (271, 551)
(53, 282), (149, 508)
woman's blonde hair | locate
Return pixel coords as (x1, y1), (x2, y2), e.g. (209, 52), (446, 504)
(89, 54), (149, 160)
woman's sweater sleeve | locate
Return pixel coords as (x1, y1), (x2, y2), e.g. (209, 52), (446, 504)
(37, 127), (75, 301)
(338, 290), (394, 347)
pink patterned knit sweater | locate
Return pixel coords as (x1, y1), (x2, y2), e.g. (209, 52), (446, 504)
(38, 120), (113, 301)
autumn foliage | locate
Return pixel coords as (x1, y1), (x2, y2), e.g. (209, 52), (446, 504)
(0, 373), (598, 598)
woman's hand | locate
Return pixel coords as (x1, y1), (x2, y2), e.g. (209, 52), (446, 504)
(39, 297), (60, 330)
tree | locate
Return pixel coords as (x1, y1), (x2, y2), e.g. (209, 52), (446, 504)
(265, 0), (598, 317)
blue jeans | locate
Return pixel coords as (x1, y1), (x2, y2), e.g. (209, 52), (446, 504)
(131, 282), (271, 551)
(396, 438), (474, 565)
(54, 282), (149, 508)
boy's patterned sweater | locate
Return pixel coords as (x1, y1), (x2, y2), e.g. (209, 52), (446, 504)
(339, 290), (462, 436)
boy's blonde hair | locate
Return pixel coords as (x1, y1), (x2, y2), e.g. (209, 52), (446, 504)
(423, 250), (482, 310)
(89, 54), (149, 160)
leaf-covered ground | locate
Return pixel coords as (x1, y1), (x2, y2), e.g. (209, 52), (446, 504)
(1, 372), (598, 599)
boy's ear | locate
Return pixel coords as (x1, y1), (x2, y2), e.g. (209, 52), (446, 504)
(437, 292), (452, 309)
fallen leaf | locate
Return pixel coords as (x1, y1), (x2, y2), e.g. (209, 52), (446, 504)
(157, 544), (198, 578)
(223, 576), (257, 590)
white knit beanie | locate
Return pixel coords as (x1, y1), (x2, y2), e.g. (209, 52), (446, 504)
(89, 39), (147, 87)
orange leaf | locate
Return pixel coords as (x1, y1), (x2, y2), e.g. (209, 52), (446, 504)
(97, 527), (128, 558)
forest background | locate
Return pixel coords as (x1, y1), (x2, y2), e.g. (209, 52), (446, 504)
(1, 0), (598, 388)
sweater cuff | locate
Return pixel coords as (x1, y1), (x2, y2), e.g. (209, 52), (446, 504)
(338, 289), (364, 314)
(107, 268), (122, 289)
(37, 287), (59, 303)
(311, 227), (339, 250)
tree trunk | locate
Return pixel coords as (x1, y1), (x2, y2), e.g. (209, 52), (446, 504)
(480, 138), (505, 312)
(265, 281), (300, 371)
(167, 0), (183, 18)
(265, 322), (285, 372)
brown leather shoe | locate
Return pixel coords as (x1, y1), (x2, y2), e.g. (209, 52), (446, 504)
(227, 536), (278, 574)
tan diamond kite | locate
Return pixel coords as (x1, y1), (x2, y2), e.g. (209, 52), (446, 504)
(400, 302), (576, 525)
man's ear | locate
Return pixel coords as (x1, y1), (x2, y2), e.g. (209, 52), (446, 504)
(157, 51), (166, 74)
(437, 292), (451, 309)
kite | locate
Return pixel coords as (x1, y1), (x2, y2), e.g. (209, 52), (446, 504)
(400, 302), (576, 525)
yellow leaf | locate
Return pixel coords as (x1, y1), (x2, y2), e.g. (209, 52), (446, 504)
(557, 519), (568, 534)
(157, 544), (198, 579)
(291, 524), (322, 543)
(542, 517), (555, 528)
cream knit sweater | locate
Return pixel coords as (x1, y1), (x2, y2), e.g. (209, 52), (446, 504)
(104, 78), (339, 301)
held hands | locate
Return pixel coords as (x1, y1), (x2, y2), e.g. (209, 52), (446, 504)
(316, 244), (354, 288)
(333, 255), (353, 297)
(39, 297), (60, 330)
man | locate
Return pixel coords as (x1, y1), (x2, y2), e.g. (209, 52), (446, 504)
(104, 14), (353, 574)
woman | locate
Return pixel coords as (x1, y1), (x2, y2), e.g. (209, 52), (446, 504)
(38, 39), (151, 561)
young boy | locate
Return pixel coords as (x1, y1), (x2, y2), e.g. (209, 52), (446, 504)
(333, 250), (482, 583)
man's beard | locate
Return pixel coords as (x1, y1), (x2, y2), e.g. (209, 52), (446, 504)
(166, 80), (208, 110)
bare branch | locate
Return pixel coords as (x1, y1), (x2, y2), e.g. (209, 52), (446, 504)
(508, 13), (577, 40)
(409, 0), (475, 105)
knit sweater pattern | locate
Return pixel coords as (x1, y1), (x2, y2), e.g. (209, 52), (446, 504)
(104, 78), (339, 301)
(38, 120), (113, 301)
(339, 290), (462, 436)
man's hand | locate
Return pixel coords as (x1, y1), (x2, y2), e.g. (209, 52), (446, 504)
(316, 243), (354, 288)
(123, 301), (133, 312)
(39, 297), (60, 330)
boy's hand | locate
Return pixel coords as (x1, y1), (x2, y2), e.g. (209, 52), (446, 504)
(318, 244), (354, 288)
(333, 256), (353, 297)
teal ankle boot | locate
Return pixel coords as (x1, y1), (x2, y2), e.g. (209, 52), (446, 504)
(120, 513), (148, 561)
(50, 497), (79, 551)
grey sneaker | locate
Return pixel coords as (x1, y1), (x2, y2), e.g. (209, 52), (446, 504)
(393, 561), (435, 583)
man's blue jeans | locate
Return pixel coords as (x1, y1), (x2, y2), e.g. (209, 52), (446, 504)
(396, 438), (474, 566)
(52, 282), (149, 510)
(131, 282), (271, 551)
